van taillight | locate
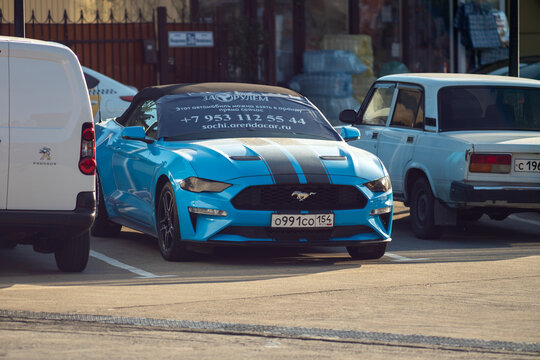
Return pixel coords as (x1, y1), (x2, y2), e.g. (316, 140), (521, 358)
(79, 122), (96, 175)
(469, 154), (511, 173)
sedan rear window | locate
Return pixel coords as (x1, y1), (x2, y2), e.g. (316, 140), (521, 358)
(438, 86), (540, 131)
(156, 92), (341, 141)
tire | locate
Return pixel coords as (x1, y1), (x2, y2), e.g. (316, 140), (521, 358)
(0, 240), (17, 249)
(457, 211), (483, 222)
(91, 175), (122, 237)
(157, 182), (195, 261)
(54, 230), (90, 272)
(347, 243), (387, 260)
(409, 177), (441, 239)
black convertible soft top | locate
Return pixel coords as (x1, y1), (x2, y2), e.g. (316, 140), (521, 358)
(116, 82), (302, 124)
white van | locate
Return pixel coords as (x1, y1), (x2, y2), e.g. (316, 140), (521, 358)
(0, 36), (96, 272)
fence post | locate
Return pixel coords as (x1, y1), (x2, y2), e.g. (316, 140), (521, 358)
(157, 6), (169, 85)
(14, 0), (25, 37)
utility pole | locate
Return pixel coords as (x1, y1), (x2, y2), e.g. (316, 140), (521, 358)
(14, 0), (25, 37)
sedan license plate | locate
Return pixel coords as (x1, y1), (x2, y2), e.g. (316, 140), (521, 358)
(271, 214), (334, 228)
(514, 159), (540, 172)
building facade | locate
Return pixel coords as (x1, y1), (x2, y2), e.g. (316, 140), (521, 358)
(1, 0), (538, 88)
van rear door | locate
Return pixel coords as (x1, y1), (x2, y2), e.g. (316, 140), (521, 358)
(0, 40), (9, 209)
(7, 41), (92, 211)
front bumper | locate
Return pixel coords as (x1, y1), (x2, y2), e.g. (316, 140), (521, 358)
(176, 176), (393, 246)
(450, 181), (540, 209)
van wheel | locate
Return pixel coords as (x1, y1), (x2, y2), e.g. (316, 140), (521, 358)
(54, 231), (90, 272)
(91, 175), (122, 237)
(347, 243), (387, 260)
(157, 183), (195, 261)
(410, 177), (441, 239)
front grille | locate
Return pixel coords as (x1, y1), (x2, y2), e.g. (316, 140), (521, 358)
(232, 185), (368, 211)
(218, 225), (374, 242)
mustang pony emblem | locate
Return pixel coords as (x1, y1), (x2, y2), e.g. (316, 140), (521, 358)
(39, 147), (51, 161)
(291, 191), (316, 202)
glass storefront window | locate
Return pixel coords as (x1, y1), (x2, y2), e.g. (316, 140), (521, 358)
(305, 0), (348, 50)
(275, 0), (294, 85)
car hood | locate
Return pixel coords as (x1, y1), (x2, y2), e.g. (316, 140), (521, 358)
(443, 131), (540, 153)
(168, 137), (385, 183)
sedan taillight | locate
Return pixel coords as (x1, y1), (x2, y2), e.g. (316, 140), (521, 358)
(120, 95), (134, 102)
(79, 122), (96, 175)
(469, 154), (511, 173)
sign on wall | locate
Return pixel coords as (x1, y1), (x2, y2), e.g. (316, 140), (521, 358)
(168, 31), (214, 47)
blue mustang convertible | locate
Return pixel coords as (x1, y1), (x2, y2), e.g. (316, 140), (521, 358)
(92, 83), (393, 261)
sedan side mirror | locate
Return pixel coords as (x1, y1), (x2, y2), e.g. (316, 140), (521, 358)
(339, 109), (358, 124)
(121, 126), (154, 144)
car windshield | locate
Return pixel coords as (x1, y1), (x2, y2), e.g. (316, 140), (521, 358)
(438, 86), (540, 131)
(156, 92), (341, 141)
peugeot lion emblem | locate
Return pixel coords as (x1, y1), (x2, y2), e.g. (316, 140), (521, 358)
(39, 147), (52, 161)
(291, 190), (316, 202)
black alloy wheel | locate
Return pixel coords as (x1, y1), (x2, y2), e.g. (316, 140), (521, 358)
(157, 182), (194, 261)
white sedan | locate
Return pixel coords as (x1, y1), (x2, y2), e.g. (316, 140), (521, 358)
(339, 73), (540, 238)
(82, 66), (137, 120)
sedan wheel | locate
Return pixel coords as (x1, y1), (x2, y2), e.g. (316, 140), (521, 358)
(157, 182), (194, 261)
(410, 177), (441, 239)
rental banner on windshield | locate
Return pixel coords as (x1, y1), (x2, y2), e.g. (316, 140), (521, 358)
(156, 92), (339, 141)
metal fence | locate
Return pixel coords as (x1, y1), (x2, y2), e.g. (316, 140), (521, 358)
(0, 7), (228, 90)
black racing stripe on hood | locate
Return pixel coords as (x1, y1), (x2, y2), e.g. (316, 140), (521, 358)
(238, 138), (300, 184)
(270, 138), (330, 184)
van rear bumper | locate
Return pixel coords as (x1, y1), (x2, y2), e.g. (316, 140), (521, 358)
(0, 209), (95, 234)
(0, 191), (95, 235)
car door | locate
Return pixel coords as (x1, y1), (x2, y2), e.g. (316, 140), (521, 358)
(347, 82), (397, 155)
(0, 40), (9, 209)
(110, 100), (159, 227)
(376, 84), (424, 195)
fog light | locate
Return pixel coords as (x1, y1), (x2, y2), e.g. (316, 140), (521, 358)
(370, 207), (392, 216)
(188, 207), (227, 217)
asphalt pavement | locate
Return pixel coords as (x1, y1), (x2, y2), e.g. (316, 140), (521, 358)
(1, 203), (539, 359)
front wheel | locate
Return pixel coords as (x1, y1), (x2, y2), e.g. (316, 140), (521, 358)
(54, 230), (90, 272)
(409, 177), (441, 239)
(347, 243), (387, 260)
(157, 183), (195, 261)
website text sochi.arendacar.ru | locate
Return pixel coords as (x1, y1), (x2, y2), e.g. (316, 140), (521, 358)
(201, 122), (293, 130)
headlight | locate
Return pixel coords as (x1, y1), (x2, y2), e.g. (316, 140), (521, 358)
(180, 177), (232, 193)
(364, 176), (391, 193)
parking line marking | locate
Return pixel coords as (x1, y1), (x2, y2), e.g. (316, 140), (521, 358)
(385, 252), (429, 262)
(90, 250), (173, 279)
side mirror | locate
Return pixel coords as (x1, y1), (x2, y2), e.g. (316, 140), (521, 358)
(339, 109), (358, 124)
(340, 126), (360, 141)
(121, 126), (154, 144)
